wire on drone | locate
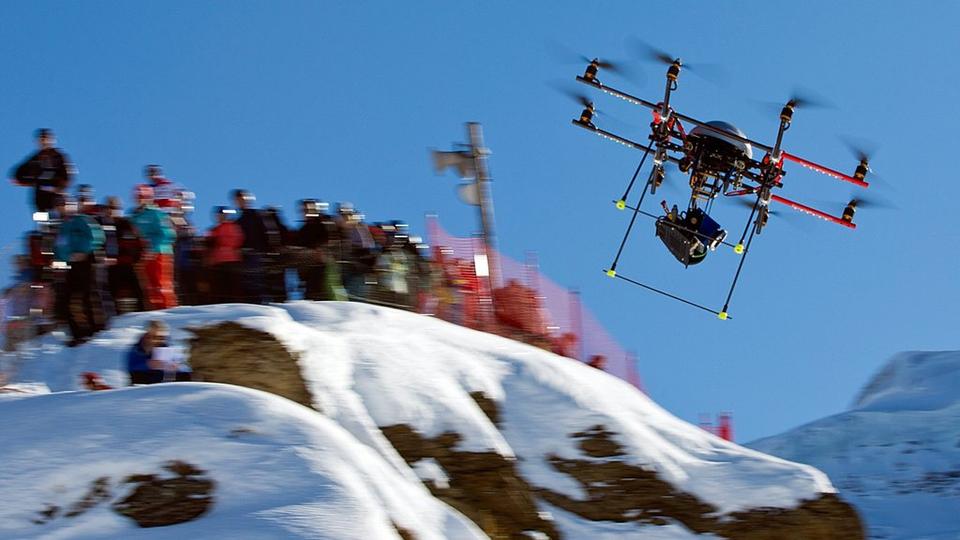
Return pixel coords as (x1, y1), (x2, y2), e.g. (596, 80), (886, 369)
(603, 269), (730, 319)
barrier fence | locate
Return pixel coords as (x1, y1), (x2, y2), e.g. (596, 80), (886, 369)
(426, 216), (643, 391)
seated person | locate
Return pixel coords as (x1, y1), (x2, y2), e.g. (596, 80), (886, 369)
(127, 320), (192, 384)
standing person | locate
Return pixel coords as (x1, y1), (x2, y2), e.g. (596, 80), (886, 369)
(55, 197), (105, 346)
(9, 128), (75, 214)
(130, 185), (177, 310)
(294, 200), (331, 300)
(143, 165), (184, 213)
(127, 320), (192, 384)
(170, 202), (199, 306)
(336, 203), (376, 300)
(261, 206), (288, 302)
(101, 197), (146, 314)
(205, 206), (244, 303)
(232, 189), (269, 304)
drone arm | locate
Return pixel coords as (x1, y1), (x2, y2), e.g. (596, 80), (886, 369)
(571, 120), (684, 166)
(725, 190), (855, 229)
(576, 76), (775, 154)
(769, 194), (856, 229)
(781, 151), (869, 188)
(576, 76), (662, 111)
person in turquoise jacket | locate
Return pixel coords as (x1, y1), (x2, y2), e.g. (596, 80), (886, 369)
(55, 197), (106, 346)
(130, 184), (177, 309)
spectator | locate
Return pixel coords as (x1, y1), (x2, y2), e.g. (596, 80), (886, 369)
(261, 205), (288, 302)
(101, 197), (145, 314)
(232, 189), (270, 304)
(131, 184), (177, 309)
(336, 203), (376, 299)
(54, 196), (106, 346)
(127, 320), (192, 384)
(206, 206), (244, 303)
(588, 355), (607, 370)
(144, 165), (184, 213)
(170, 197), (200, 306)
(10, 128), (75, 214)
(293, 199), (347, 300)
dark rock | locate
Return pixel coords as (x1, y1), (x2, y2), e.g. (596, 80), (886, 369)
(187, 322), (314, 410)
(112, 460), (215, 528)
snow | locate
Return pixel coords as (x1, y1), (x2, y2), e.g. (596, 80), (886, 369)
(751, 350), (960, 540)
(4, 301), (840, 538)
(0, 383), (484, 539)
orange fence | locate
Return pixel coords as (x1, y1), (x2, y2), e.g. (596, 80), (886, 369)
(426, 216), (643, 391)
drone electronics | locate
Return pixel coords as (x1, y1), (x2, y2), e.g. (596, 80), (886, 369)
(570, 50), (873, 320)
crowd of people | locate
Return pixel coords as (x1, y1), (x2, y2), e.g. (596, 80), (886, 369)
(4, 128), (435, 349)
(3, 128), (600, 389)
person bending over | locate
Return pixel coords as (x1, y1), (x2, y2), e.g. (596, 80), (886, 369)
(127, 320), (192, 384)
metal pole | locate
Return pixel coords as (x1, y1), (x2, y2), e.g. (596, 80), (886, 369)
(467, 122), (498, 320)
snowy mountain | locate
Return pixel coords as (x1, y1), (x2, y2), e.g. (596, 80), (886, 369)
(2, 301), (862, 539)
(750, 351), (960, 540)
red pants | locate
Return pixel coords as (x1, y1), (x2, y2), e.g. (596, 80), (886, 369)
(142, 254), (177, 310)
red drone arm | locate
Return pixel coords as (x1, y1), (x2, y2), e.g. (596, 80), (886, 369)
(780, 151), (869, 188)
(769, 194), (855, 229)
(725, 190), (855, 229)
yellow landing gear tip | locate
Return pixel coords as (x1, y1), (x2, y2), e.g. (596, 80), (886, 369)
(717, 311), (728, 320)
(615, 199), (626, 210)
(733, 243), (744, 254)
(605, 269), (617, 278)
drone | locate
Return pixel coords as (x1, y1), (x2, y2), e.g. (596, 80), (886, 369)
(570, 49), (874, 320)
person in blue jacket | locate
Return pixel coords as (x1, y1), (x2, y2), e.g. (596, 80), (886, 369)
(130, 185), (177, 309)
(55, 197), (106, 346)
(127, 320), (192, 384)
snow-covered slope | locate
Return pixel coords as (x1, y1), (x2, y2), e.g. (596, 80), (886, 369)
(3, 302), (856, 538)
(751, 351), (960, 540)
(0, 383), (484, 539)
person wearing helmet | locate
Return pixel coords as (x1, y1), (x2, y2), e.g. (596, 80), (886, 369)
(130, 184), (177, 309)
(143, 165), (186, 213)
(10, 128), (75, 214)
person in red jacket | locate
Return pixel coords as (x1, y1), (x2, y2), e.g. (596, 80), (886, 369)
(205, 206), (244, 303)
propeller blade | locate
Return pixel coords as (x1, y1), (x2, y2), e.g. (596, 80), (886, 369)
(784, 87), (835, 110)
(624, 37), (727, 84)
(550, 82), (594, 109)
(545, 40), (634, 76)
(849, 195), (896, 210)
(626, 36), (678, 66)
(732, 197), (780, 216)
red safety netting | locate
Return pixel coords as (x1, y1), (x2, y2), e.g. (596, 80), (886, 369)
(426, 216), (643, 392)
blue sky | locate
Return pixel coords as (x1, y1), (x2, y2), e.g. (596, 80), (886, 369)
(1, 1), (956, 442)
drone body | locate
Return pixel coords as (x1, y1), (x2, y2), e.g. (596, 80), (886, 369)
(571, 55), (873, 318)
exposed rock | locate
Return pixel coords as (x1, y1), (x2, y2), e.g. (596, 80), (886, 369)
(113, 460), (215, 528)
(187, 322), (314, 409)
(538, 425), (865, 540)
(65, 477), (111, 517)
(470, 391), (501, 427)
(32, 504), (60, 525)
(382, 424), (559, 540)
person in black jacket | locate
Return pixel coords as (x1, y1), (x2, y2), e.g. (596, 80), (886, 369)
(232, 189), (270, 304)
(9, 129), (75, 214)
(294, 199), (331, 300)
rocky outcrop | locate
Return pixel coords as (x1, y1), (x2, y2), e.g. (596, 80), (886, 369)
(113, 460), (215, 528)
(538, 425), (865, 540)
(187, 322), (314, 409)
(381, 423), (559, 540)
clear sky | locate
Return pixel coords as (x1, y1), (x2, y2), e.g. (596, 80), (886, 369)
(1, 1), (956, 442)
